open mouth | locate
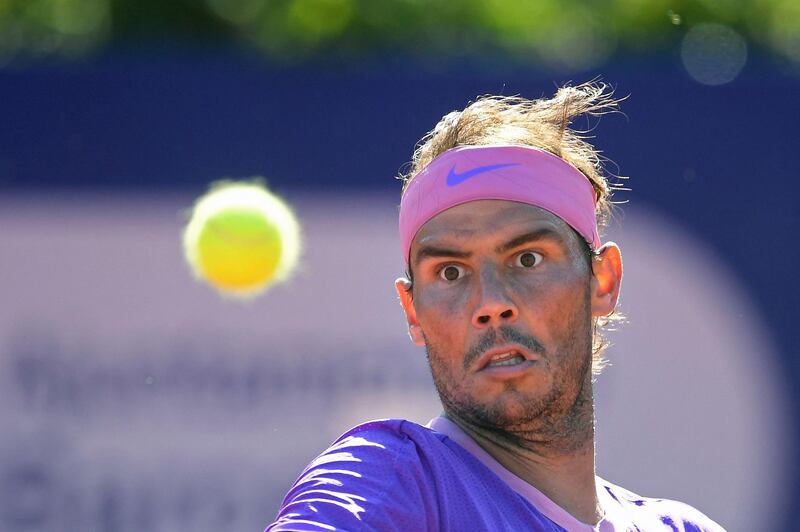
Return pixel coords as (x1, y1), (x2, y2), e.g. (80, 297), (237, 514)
(476, 344), (539, 372)
(486, 351), (527, 367)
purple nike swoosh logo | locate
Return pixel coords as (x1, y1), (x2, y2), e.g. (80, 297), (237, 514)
(446, 163), (520, 186)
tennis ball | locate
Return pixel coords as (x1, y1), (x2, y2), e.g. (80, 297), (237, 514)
(182, 180), (301, 299)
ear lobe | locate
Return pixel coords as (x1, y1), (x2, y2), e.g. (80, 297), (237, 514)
(395, 277), (426, 346)
(590, 242), (623, 317)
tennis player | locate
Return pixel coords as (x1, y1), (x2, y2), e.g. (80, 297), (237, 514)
(267, 83), (725, 531)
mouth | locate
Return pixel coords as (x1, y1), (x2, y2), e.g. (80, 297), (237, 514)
(476, 344), (540, 372)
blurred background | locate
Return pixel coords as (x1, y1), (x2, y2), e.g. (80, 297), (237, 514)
(1, 1), (798, 531)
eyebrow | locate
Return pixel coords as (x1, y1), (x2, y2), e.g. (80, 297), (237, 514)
(414, 245), (472, 266)
(495, 227), (565, 253)
(414, 227), (566, 267)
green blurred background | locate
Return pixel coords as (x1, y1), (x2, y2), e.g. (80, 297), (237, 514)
(0, 0), (797, 70)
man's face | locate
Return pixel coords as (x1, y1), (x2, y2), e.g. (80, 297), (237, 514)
(398, 200), (600, 434)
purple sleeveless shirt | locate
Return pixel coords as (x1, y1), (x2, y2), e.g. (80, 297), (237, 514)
(267, 418), (725, 531)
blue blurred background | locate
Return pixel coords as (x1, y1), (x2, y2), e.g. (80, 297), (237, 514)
(1, 1), (798, 531)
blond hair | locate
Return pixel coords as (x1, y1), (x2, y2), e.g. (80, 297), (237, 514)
(399, 82), (625, 375)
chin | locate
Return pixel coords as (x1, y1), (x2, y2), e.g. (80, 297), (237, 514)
(447, 387), (553, 431)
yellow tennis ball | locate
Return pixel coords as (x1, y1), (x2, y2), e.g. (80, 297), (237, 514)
(182, 180), (301, 299)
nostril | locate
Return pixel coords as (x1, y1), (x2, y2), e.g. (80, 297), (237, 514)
(501, 309), (514, 319)
(478, 315), (490, 324)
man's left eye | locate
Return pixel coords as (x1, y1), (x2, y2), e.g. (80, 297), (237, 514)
(515, 251), (543, 268)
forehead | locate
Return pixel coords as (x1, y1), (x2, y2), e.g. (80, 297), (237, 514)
(412, 199), (577, 251)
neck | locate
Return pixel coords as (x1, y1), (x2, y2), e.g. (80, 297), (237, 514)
(445, 374), (601, 525)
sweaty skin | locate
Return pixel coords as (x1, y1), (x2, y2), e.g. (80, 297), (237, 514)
(396, 200), (622, 525)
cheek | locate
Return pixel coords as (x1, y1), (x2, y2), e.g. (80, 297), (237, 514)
(513, 269), (591, 337)
(414, 286), (472, 347)
(416, 284), (471, 323)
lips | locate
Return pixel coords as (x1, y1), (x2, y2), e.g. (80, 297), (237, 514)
(475, 344), (540, 371)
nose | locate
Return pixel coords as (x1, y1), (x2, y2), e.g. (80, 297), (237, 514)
(472, 266), (518, 328)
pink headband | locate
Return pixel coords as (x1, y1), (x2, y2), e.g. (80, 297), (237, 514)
(399, 145), (600, 264)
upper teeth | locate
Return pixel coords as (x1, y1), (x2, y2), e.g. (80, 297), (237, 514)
(488, 352), (524, 366)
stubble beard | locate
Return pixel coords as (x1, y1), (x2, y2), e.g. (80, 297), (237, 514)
(424, 297), (595, 455)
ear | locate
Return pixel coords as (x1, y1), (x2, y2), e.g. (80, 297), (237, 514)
(395, 277), (426, 346)
(590, 242), (623, 317)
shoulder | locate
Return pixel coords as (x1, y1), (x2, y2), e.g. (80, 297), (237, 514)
(341, 418), (446, 448)
(319, 418), (448, 471)
(267, 419), (445, 532)
(599, 478), (727, 532)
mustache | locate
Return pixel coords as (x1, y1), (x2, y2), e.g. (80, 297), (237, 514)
(462, 326), (545, 370)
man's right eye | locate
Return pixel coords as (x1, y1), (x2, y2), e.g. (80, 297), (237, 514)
(439, 265), (465, 281)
